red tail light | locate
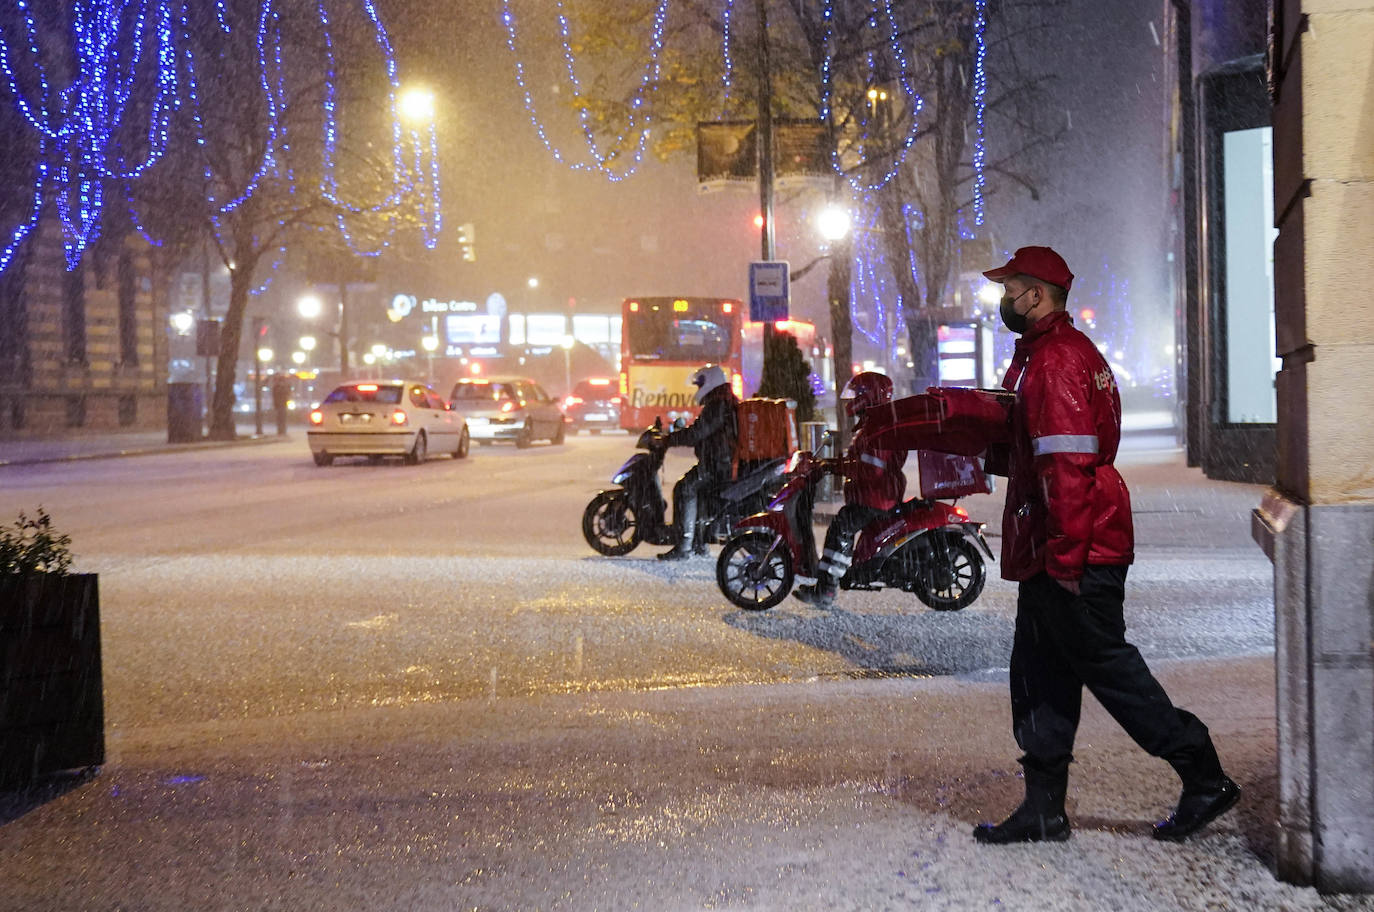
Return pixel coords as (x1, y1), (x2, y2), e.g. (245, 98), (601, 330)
(391, 410), (408, 426)
(501, 400), (515, 413)
(356, 383), (378, 392)
(309, 410), (323, 425)
(952, 505), (969, 519)
(564, 395), (584, 408)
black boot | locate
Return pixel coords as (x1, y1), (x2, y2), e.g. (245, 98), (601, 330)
(793, 578), (837, 608)
(658, 497), (696, 561)
(1154, 739), (1240, 841)
(973, 761), (1070, 845)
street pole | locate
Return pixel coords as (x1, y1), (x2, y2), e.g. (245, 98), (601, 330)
(253, 317), (264, 436)
(755, 0), (776, 383)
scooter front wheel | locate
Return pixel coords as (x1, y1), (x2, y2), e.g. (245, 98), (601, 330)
(582, 491), (641, 556)
(716, 531), (794, 611)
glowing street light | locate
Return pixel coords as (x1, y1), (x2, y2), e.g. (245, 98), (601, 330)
(169, 311), (195, 334)
(299, 335), (317, 352)
(291, 351), (306, 365)
(817, 204), (851, 242)
(297, 293), (323, 320)
(398, 85), (436, 125)
(257, 347), (274, 364)
(527, 276), (539, 289)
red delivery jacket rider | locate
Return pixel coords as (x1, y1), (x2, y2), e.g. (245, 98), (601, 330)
(993, 309), (1134, 581)
(839, 419), (908, 512)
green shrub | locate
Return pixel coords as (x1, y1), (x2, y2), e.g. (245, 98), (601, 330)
(0, 507), (74, 575)
(753, 330), (818, 423)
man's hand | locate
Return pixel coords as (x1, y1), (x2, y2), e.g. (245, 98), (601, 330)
(1056, 577), (1081, 596)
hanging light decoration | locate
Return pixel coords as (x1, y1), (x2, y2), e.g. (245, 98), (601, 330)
(971, 0), (989, 227)
(0, 0), (441, 274)
(819, 0), (924, 193)
(499, 0), (670, 181)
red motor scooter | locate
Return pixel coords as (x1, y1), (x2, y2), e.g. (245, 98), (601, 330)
(715, 443), (995, 612)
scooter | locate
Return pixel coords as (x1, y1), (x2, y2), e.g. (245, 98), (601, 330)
(581, 418), (787, 556)
(715, 445), (994, 611)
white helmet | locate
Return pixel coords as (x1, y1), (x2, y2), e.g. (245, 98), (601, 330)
(689, 364), (728, 404)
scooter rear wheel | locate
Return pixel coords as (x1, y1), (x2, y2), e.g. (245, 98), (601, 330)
(716, 531), (794, 611)
(582, 491), (641, 556)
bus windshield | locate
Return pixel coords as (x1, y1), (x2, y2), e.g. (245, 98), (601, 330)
(625, 311), (732, 362)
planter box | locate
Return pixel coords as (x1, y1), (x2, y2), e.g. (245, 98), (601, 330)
(0, 573), (104, 786)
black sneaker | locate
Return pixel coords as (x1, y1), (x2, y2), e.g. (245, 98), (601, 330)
(973, 805), (1071, 845)
(657, 546), (691, 561)
(1152, 777), (1240, 841)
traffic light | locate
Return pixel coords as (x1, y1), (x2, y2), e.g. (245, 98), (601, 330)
(458, 222), (476, 262)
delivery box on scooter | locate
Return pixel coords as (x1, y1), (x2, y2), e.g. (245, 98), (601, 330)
(915, 450), (992, 499)
(735, 397), (798, 465)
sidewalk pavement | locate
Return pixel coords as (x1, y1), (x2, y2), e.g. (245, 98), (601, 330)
(0, 424), (285, 467)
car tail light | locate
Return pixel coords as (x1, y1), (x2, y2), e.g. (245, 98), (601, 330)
(309, 410), (324, 425)
(391, 410), (408, 426)
(611, 396), (622, 406)
(501, 400), (515, 413)
(564, 395), (583, 408)
(952, 505), (969, 519)
(357, 383), (378, 392)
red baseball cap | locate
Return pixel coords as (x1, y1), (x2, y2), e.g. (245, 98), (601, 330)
(983, 246), (1074, 291)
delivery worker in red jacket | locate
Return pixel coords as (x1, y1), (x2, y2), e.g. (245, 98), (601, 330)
(794, 371), (908, 609)
(972, 246), (1239, 845)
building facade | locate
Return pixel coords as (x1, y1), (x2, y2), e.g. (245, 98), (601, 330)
(0, 214), (167, 437)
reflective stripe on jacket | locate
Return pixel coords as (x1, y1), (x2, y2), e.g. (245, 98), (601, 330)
(998, 310), (1134, 581)
(840, 422), (908, 511)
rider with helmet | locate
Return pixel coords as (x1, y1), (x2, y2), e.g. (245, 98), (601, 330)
(657, 364), (740, 561)
(794, 371), (909, 607)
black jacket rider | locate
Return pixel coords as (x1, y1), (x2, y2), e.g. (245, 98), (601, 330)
(666, 385), (738, 482)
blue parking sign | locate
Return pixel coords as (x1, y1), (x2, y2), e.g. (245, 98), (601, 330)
(749, 261), (790, 322)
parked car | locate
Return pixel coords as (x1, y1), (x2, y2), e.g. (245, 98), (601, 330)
(307, 380), (469, 467)
(563, 377), (622, 434)
(450, 376), (566, 447)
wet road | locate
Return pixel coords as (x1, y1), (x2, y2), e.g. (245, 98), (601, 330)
(0, 431), (1272, 732)
(1, 431), (1317, 912)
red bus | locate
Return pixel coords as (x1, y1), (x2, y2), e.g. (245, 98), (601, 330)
(619, 296), (745, 430)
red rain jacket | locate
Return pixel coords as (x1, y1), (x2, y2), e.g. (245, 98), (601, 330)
(994, 310), (1134, 581)
(839, 419), (908, 512)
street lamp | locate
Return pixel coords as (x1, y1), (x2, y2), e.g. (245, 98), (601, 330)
(421, 334), (439, 382)
(817, 204), (851, 243)
(291, 351), (306, 366)
(560, 334), (574, 397)
(297, 294), (323, 320)
(398, 85), (436, 125)
(299, 335), (317, 353)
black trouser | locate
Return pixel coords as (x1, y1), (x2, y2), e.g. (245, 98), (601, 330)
(1010, 566), (1212, 779)
(816, 503), (889, 584)
(670, 464), (725, 547)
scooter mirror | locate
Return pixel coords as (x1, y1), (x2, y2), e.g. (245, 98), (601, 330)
(672, 416), (687, 431)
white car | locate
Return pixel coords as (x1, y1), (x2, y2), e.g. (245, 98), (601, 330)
(450, 376), (567, 447)
(307, 380), (469, 467)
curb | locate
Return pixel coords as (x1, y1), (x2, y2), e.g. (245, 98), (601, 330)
(0, 433), (286, 468)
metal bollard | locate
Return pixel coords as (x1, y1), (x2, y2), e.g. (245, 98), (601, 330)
(799, 421), (837, 502)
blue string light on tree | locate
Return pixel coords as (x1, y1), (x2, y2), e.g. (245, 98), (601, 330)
(720, 0), (734, 114)
(499, 0), (669, 181)
(819, 0), (924, 193)
(0, 0), (440, 274)
(971, 0), (988, 227)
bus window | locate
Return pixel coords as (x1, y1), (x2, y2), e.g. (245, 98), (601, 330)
(626, 311), (731, 363)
